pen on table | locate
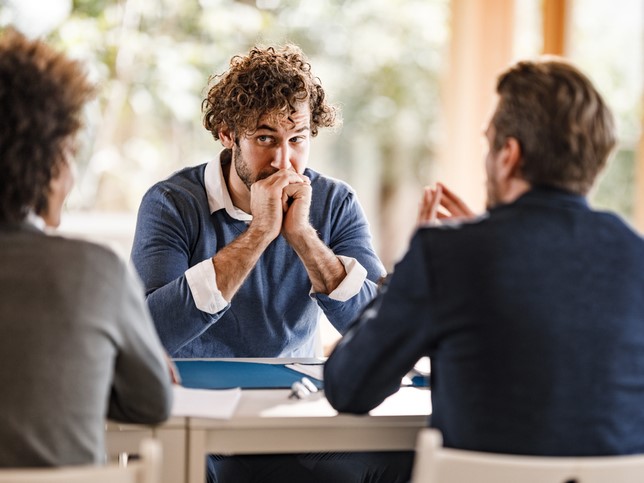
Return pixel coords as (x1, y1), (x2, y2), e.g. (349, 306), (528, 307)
(289, 377), (319, 399)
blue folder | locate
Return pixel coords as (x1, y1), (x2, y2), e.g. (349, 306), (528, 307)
(174, 360), (324, 390)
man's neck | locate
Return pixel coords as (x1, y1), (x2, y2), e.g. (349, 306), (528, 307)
(501, 178), (531, 205)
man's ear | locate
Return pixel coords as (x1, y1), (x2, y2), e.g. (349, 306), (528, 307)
(498, 137), (522, 180)
(219, 127), (235, 149)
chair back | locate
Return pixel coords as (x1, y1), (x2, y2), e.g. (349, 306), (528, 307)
(0, 438), (161, 483)
(412, 428), (644, 483)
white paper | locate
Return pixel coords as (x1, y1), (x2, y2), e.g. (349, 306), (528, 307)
(171, 386), (242, 419)
(286, 363), (324, 381)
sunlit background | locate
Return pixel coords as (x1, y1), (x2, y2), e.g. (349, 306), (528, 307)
(1, 0), (642, 272)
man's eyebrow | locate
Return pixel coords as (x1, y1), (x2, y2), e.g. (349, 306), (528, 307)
(254, 124), (311, 133)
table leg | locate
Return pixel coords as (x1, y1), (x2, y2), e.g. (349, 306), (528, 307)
(154, 427), (187, 483)
(187, 429), (207, 483)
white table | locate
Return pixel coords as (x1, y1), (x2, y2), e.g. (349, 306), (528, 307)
(106, 359), (431, 483)
(186, 387), (430, 483)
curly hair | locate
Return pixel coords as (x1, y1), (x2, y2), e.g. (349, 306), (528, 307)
(491, 58), (616, 195)
(202, 44), (338, 140)
(0, 28), (95, 223)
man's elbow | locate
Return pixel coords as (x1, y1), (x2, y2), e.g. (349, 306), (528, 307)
(324, 377), (372, 415)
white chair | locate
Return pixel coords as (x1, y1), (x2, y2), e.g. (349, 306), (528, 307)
(411, 428), (644, 483)
(0, 438), (161, 483)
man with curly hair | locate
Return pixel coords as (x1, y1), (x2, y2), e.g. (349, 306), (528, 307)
(0, 28), (173, 467)
(131, 44), (409, 483)
(132, 45), (384, 359)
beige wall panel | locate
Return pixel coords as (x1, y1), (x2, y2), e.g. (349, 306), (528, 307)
(635, 114), (644, 233)
(436, 0), (516, 211)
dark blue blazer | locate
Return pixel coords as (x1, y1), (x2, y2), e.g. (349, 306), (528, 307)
(325, 187), (644, 456)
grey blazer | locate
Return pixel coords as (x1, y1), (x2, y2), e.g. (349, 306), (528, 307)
(0, 222), (173, 467)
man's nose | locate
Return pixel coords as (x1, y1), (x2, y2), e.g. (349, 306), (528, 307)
(271, 142), (292, 170)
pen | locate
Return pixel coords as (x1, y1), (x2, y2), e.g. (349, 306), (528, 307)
(289, 377), (319, 399)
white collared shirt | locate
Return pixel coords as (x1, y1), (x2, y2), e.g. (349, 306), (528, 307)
(185, 158), (367, 314)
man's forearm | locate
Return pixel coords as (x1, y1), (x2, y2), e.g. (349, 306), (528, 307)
(286, 226), (346, 294)
(212, 225), (274, 301)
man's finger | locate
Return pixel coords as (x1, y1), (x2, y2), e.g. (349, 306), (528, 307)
(428, 184), (442, 222)
(437, 182), (475, 217)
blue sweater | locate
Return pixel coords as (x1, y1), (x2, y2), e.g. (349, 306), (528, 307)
(131, 162), (384, 357)
(325, 187), (644, 456)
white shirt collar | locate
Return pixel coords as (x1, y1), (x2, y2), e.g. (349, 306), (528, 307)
(26, 211), (46, 231)
(204, 151), (253, 222)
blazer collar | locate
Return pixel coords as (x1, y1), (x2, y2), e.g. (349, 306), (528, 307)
(514, 185), (589, 210)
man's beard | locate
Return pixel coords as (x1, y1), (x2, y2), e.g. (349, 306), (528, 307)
(485, 180), (498, 210)
(486, 173), (504, 210)
(485, 155), (501, 210)
(233, 144), (277, 190)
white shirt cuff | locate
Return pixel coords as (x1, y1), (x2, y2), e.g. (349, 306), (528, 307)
(185, 259), (229, 314)
(320, 255), (368, 302)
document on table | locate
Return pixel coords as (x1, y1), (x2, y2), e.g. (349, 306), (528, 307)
(171, 385), (242, 419)
(285, 363), (324, 381)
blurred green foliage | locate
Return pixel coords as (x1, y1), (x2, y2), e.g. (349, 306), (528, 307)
(19, 0), (448, 234)
(592, 149), (636, 217)
(571, 0), (643, 220)
(0, 0), (640, 260)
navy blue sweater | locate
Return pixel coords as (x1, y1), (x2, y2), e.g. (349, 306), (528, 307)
(131, 162), (384, 357)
